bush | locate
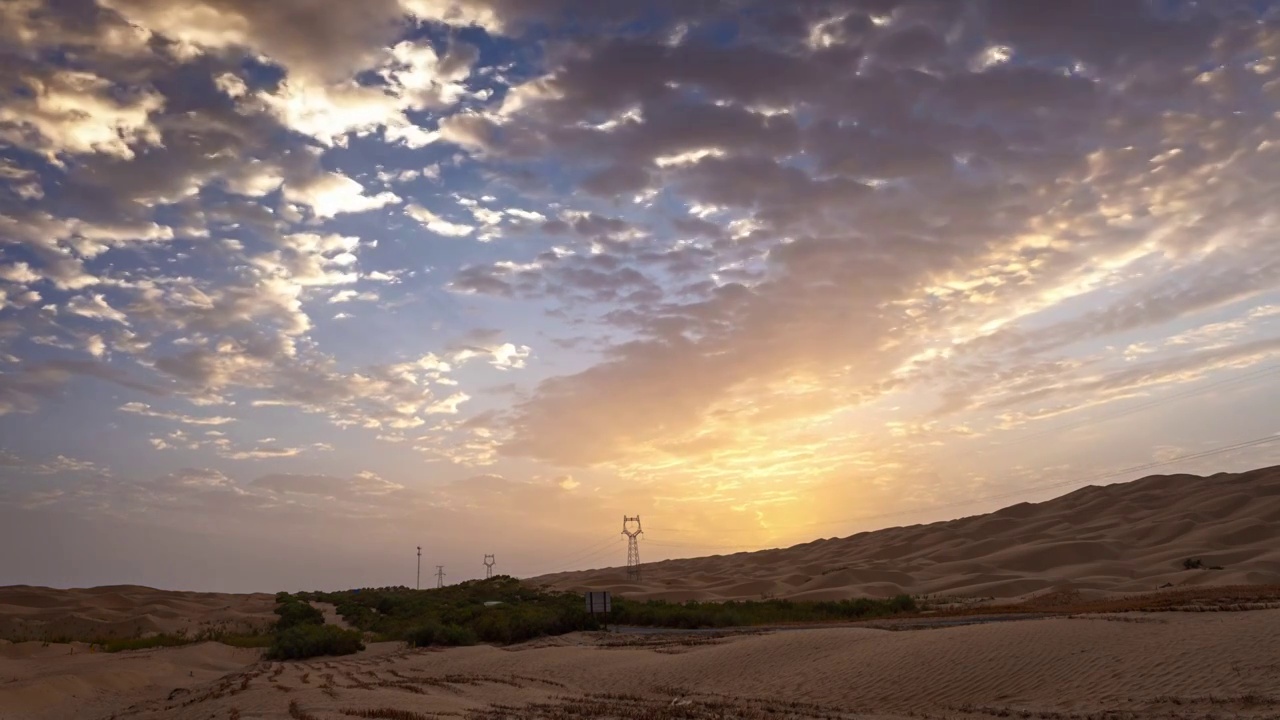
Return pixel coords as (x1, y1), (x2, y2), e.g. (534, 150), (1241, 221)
(1183, 558), (1204, 570)
(268, 624), (365, 660)
(405, 622), (477, 647)
(297, 577), (917, 647)
(275, 598), (326, 631)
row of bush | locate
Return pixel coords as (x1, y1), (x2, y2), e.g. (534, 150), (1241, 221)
(298, 576), (600, 651)
(289, 578), (919, 654)
(11, 583), (919, 660)
(610, 594), (918, 629)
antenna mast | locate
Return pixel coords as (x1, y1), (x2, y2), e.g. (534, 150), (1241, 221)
(622, 515), (643, 580)
(416, 546), (422, 590)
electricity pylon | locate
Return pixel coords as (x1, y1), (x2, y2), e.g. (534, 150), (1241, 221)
(622, 515), (643, 580)
(435, 565), (445, 589)
(483, 554), (495, 579)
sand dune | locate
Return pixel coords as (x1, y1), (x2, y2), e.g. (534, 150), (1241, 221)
(3, 467), (1280, 718)
(4, 610), (1278, 719)
(533, 466), (1280, 600)
(0, 585), (276, 642)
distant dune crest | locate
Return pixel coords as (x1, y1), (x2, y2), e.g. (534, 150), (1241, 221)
(532, 467), (1280, 601)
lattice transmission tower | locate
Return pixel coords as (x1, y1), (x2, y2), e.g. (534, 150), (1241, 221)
(622, 515), (643, 580)
(435, 565), (445, 589)
(483, 554), (495, 579)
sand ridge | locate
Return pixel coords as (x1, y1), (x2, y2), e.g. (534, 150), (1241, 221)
(0, 585), (276, 642)
(533, 466), (1280, 600)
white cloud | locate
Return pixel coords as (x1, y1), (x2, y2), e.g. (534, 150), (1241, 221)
(0, 262), (41, 284)
(119, 401), (237, 426)
(282, 171), (401, 218)
(405, 203), (476, 237)
(66, 293), (129, 324)
(329, 289), (380, 303)
(0, 70), (163, 162)
(505, 208), (546, 222)
(451, 341), (531, 370)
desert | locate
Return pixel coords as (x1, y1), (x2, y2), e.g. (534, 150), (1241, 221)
(3, 467), (1280, 720)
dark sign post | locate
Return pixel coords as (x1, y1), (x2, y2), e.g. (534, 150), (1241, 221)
(585, 591), (613, 631)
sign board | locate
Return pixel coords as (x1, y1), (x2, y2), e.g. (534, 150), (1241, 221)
(584, 591), (612, 614)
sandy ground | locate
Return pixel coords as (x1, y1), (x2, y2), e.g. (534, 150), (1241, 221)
(0, 585), (276, 642)
(4, 467), (1280, 718)
(2, 609), (1278, 719)
(534, 466), (1280, 600)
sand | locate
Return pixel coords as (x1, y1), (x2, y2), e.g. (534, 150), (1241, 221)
(533, 466), (1280, 600)
(4, 466), (1280, 719)
(3, 610), (1279, 719)
(0, 585), (276, 642)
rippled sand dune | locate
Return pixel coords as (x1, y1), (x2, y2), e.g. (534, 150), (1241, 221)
(533, 466), (1280, 600)
(0, 585), (276, 642)
(3, 467), (1280, 719)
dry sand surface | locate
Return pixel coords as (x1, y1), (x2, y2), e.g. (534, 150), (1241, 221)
(0, 585), (276, 641)
(4, 467), (1280, 718)
(534, 466), (1280, 601)
(2, 610), (1279, 719)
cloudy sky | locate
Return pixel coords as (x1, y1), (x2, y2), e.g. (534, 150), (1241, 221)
(2, 0), (1280, 592)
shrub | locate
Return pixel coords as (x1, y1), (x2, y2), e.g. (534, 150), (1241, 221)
(268, 624), (365, 660)
(405, 622), (477, 647)
(275, 599), (326, 631)
(1183, 558), (1204, 570)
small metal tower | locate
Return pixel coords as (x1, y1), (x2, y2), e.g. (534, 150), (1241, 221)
(483, 554), (495, 579)
(435, 565), (445, 589)
(416, 546), (422, 590)
(622, 515), (643, 580)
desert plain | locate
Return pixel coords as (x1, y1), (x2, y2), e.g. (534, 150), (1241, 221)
(3, 467), (1280, 720)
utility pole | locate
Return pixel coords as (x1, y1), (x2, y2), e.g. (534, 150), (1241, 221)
(483, 554), (495, 579)
(416, 546), (421, 590)
(622, 515), (643, 581)
(435, 565), (445, 589)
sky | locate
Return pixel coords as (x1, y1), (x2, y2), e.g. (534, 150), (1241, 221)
(2, 0), (1280, 593)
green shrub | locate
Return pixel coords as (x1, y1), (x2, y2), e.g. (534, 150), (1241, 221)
(275, 599), (325, 631)
(405, 622), (477, 647)
(267, 624), (365, 660)
(296, 577), (917, 647)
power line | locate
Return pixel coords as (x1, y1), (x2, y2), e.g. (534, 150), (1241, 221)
(519, 534), (621, 578)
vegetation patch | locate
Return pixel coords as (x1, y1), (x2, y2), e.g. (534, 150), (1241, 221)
(268, 623), (365, 660)
(296, 577), (919, 649)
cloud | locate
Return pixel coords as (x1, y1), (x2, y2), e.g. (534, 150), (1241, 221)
(0, 69), (163, 162)
(119, 402), (236, 426)
(405, 203), (476, 237)
(0, 450), (106, 476)
(282, 171), (401, 219)
(450, 336), (532, 370)
(252, 471), (404, 497)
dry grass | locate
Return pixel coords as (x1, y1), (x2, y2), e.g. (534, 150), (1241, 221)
(341, 709), (460, 719)
(466, 692), (858, 719)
